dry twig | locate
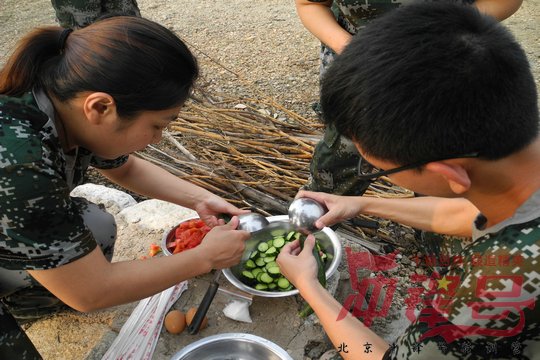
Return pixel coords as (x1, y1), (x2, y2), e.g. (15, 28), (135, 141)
(139, 91), (414, 245)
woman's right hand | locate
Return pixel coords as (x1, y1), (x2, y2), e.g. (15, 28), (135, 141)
(196, 216), (250, 270)
(295, 190), (364, 229)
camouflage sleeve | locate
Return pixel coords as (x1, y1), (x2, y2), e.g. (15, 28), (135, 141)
(0, 95), (98, 270)
(90, 154), (129, 169)
(0, 162), (97, 271)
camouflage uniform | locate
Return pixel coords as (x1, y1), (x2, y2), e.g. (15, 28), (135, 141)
(305, 0), (474, 196)
(50, 0), (140, 28)
(0, 89), (127, 358)
(384, 190), (540, 359)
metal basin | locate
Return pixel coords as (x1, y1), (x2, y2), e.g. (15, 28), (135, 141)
(222, 215), (342, 297)
(171, 333), (293, 360)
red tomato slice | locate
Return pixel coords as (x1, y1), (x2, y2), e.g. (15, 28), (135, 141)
(170, 219), (211, 254)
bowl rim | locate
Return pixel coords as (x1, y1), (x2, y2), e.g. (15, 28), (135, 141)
(170, 332), (293, 360)
(222, 215), (342, 297)
(161, 215), (342, 298)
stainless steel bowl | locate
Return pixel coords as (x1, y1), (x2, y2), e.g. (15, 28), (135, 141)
(288, 198), (326, 234)
(171, 333), (293, 360)
(222, 215), (342, 297)
(161, 215), (201, 256)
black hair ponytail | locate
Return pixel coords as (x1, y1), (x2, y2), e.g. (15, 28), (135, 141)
(0, 27), (66, 96)
(1, 16), (199, 119)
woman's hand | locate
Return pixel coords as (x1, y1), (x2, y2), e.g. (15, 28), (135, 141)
(295, 190), (364, 229)
(276, 235), (319, 291)
(196, 216), (250, 269)
(194, 194), (250, 227)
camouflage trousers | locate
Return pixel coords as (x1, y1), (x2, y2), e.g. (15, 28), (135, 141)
(305, 114), (371, 197)
(50, 0), (140, 28)
(304, 44), (371, 197)
(0, 198), (116, 359)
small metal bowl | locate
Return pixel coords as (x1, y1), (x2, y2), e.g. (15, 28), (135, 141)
(161, 215), (201, 256)
(288, 197), (326, 234)
(171, 333), (293, 360)
(222, 215), (342, 298)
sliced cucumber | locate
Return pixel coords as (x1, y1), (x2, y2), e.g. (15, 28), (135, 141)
(255, 283), (268, 290)
(255, 258), (266, 267)
(270, 229), (285, 237)
(252, 268), (263, 277)
(267, 266), (281, 277)
(273, 237), (285, 248)
(277, 278), (290, 289)
(239, 227), (332, 293)
(260, 273), (274, 284)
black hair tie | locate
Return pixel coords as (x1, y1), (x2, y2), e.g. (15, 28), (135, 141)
(58, 28), (73, 53)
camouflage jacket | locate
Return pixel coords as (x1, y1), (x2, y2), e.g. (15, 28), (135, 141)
(385, 190), (540, 359)
(0, 90), (127, 271)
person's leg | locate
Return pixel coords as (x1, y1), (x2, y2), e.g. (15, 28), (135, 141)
(305, 44), (371, 197)
(0, 303), (42, 360)
(50, 0), (102, 28)
(0, 199), (116, 321)
(73, 198), (116, 261)
(102, 0), (141, 18)
(306, 123), (371, 196)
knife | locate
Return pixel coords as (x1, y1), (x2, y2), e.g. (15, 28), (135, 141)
(187, 270), (221, 334)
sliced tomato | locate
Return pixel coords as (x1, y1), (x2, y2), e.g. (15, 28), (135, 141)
(170, 219), (210, 254)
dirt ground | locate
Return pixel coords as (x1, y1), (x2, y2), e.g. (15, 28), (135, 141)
(1, 0), (539, 359)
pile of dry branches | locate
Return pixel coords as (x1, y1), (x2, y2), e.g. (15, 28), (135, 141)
(138, 93), (413, 248)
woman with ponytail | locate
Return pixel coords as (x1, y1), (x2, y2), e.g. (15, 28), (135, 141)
(0, 16), (249, 358)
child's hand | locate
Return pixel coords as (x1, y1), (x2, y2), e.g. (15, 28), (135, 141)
(277, 235), (319, 291)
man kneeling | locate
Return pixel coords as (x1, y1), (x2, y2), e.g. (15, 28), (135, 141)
(277, 2), (540, 359)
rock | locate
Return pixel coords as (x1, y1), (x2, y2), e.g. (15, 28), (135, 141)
(400, 255), (412, 265)
(305, 340), (326, 359)
(117, 199), (198, 231)
(404, 233), (416, 242)
(70, 183), (137, 215)
(319, 349), (342, 360)
(326, 271), (341, 297)
(339, 269), (350, 280)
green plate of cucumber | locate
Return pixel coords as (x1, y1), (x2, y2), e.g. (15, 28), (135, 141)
(222, 215), (342, 297)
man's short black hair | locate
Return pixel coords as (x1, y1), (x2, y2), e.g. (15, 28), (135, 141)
(320, 2), (538, 164)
